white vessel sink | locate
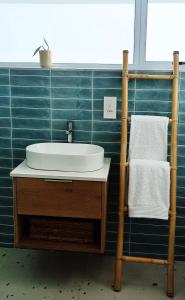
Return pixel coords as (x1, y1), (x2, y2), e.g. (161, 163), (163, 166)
(26, 143), (104, 172)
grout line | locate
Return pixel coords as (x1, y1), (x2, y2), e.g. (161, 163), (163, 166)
(8, 69), (13, 170)
(91, 71), (94, 144)
(49, 68), (52, 142)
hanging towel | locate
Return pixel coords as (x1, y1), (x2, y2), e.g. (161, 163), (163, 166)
(128, 159), (170, 220)
(129, 115), (169, 161)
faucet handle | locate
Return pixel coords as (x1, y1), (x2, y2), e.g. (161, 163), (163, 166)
(67, 120), (73, 131)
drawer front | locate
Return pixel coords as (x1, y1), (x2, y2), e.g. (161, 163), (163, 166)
(16, 178), (102, 219)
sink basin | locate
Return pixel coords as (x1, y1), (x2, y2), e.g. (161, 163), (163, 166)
(26, 143), (104, 172)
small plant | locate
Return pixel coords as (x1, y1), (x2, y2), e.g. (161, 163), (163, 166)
(33, 37), (52, 68)
(33, 37), (49, 57)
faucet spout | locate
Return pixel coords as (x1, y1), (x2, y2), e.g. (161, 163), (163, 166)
(66, 121), (73, 143)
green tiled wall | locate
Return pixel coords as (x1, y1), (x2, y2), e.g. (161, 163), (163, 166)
(0, 68), (185, 260)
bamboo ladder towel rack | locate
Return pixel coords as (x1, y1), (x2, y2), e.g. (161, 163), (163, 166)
(113, 50), (179, 298)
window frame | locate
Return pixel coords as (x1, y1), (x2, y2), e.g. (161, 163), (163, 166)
(0, 0), (183, 70)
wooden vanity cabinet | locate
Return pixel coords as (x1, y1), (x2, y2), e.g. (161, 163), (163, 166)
(13, 177), (108, 253)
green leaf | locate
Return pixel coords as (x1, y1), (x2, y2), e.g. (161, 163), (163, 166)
(33, 46), (42, 56)
(43, 37), (49, 49)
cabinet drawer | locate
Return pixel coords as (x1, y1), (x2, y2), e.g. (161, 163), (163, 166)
(15, 178), (102, 219)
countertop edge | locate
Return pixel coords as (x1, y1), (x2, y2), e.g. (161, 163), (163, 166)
(10, 158), (111, 182)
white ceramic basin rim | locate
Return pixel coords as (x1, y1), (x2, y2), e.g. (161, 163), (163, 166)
(26, 143), (104, 172)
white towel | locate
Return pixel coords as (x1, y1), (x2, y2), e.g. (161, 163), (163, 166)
(128, 159), (170, 220)
(129, 115), (169, 161)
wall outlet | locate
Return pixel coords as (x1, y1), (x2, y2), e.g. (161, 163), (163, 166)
(103, 97), (117, 119)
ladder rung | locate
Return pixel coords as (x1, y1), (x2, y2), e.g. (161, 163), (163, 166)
(121, 255), (168, 265)
(128, 74), (175, 80)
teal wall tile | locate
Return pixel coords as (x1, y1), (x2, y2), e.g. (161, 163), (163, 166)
(178, 134), (185, 145)
(136, 90), (171, 101)
(178, 113), (185, 123)
(11, 75), (49, 87)
(0, 138), (11, 148)
(177, 146), (185, 156)
(93, 77), (121, 89)
(11, 86), (49, 98)
(0, 168), (11, 177)
(12, 97), (50, 109)
(93, 132), (120, 143)
(135, 101), (171, 113)
(52, 120), (92, 131)
(0, 159), (12, 168)
(93, 88), (121, 100)
(51, 70), (91, 77)
(13, 159), (24, 168)
(93, 110), (121, 121)
(52, 120), (68, 130)
(52, 130), (67, 141)
(12, 129), (51, 140)
(181, 72), (185, 79)
(0, 97), (10, 107)
(0, 75), (9, 86)
(13, 149), (26, 159)
(135, 111), (171, 117)
(93, 99), (134, 111)
(0, 148), (12, 158)
(0, 188), (12, 198)
(52, 99), (91, 110)
(0, 108), (10, 118)
(94, 142), (120, 153)
(180, 79), (185, 90)
(73, 131), (91, 142)
(0, 69), (8, 75)
(0, 234), (13, 244)
(0, 178), (12, 188)
(93, 71), (121, 78)
(179, 102), (185, 112)
(179, 90), (185, 102)
(0, 128), (11, 138)
(12, 138), (48, 149)
(51, 87), (91, 99)
(93, 121), (121, 132)
(178, 167), (185, 177)
(12, 108), (50, 119)
(51, 76), (91, 88)
(10, 68), (49, 76)
(136, 78), (171, 89)
(0, 86), (9, 96)
(178, 123), (185, 134)
(0, 118), (11, 127)
(0, 224), (13, 234)
(0, 216), (13, 225)
(12, 118), (50, 130)
(52, 109), (92, 120)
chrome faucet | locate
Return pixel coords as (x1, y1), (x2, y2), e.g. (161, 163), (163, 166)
(66, 121), (73, 143)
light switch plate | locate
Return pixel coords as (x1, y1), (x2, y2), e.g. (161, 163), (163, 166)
(103, 96), (117, 119)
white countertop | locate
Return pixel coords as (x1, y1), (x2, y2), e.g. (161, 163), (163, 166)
(10, 158), (111, 182)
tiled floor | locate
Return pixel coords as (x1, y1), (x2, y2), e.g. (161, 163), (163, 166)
(0, 248), (184, 300)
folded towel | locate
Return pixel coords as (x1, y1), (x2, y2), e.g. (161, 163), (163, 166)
(129, 115), (169, 161)
(128, 159), (170, 220)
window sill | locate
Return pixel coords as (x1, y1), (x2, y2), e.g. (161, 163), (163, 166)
(0, 62), (184, 72)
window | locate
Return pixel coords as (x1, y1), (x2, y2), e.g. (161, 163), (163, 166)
(146, 0), (185, 62)
(0, 0), (184, 68)
(0, 0), (135, 64)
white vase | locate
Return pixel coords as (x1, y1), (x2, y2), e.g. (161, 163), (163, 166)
(39, 50), (52, 68)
